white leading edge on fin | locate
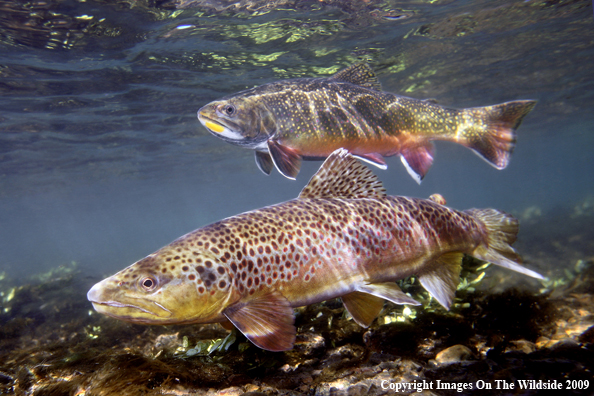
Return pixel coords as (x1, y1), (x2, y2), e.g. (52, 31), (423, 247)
(400, 155), (422, 184)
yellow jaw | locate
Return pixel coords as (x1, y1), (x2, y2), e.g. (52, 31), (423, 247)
(204, 120), (225, 134)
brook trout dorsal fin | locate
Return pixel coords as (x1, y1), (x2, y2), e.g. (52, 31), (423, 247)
(299, 148), (386, 199)
(223, 290), (296, 351)
(329, 63), (382, 91)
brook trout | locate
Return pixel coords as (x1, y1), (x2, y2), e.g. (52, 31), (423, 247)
(88, 149), (543, 351)
(198, 63), (536, 183)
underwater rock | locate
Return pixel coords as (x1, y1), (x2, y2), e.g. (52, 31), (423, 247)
(433, 344), (474, 365)
(505, 339), (537, 354)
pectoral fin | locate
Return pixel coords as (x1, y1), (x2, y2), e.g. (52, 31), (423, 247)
(254, 151), (273, 175)
(418, 252), (463, 310)
(223, 291), (296, 352)
(400, 142), (435, 184)
(357, 282), (421, 306)
(268, 140), (302, 180)
(341, 291), (384, 327)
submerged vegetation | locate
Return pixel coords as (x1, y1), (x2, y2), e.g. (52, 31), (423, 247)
(1, 206), (593, 395)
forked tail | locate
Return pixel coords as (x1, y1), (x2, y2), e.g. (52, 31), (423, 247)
(465, 208), (544, 280)
(463, 100), (536, 170)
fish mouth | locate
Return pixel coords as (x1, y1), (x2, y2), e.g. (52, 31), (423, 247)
(87, 284), (172, 321)
(197, 109), (245, 141)
(89, 299), (173, 321)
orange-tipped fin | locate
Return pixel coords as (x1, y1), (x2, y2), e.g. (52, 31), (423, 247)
(268, 140), (302, 180)
(400, 142), (435, 184)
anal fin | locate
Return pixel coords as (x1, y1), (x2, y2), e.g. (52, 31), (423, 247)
(341, 291), (384, 327)
(268, 140), (302, 180)
(223, 290), (296, 352)
(400, 142), (435, 184)
(418, 252), (463, 310)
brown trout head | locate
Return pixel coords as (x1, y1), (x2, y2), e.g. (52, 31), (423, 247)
(87, 247), (235, 325)
(197, 94), (276, 150)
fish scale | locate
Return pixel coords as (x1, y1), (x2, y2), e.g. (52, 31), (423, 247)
(88, 149), (543, 351)
(198, 63), (536, 182)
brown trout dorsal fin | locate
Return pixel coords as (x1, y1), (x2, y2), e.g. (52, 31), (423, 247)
(299, 148), (386, 199)
(254, 151), (273, 175)
(329, 63), (382, 91)
(418, 252), (464, 310)
(268, 140), (302, 180)
(356, 282), (421, 307)
(223, 290), (296, 351)
(341, 291), (385, 328)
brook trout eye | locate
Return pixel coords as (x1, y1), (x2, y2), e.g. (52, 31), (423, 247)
(140, 276), (157, 291)
(223, 104), (236, 116)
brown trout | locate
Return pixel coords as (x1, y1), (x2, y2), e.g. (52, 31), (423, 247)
(198, 63), (536, 183)
(88, 149), (543, 351)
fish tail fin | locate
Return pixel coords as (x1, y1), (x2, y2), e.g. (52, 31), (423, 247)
(465, 208), (544, 280)
(462, 100), (536, 169)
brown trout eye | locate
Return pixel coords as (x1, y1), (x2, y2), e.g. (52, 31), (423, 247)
(223, 104), (236, 117)
(139, 276), (157, 292)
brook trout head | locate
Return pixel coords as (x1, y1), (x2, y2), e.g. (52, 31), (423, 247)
(87, 246), (234, 325)
(198, 95), (276, 148)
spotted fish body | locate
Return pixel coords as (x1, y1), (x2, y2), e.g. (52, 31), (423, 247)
(88, 149), (543, 351)
(198, 64), (536, 183)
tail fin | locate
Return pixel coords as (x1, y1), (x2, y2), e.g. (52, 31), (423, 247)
(465, 208), (544, 280)
(463, 100), (536, 169)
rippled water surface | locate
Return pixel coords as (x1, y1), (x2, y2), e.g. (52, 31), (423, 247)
(1, 0), (593, 280)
